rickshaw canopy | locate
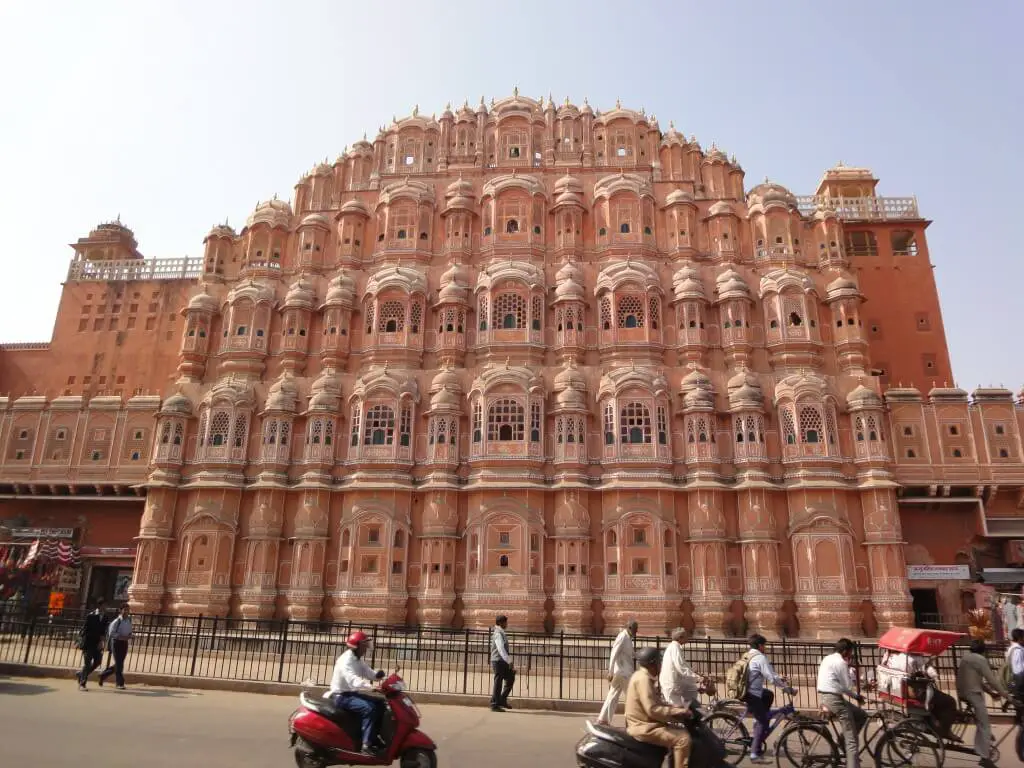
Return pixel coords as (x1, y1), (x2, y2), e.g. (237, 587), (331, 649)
(877, 627), (963, 656)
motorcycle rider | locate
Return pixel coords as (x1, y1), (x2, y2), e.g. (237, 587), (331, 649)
(625, 647), (692, 768)
(326, 631), (384, 756)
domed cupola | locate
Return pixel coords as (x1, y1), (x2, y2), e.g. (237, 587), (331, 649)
(672, 263), (707, 302)
(554, 261), (586, 301)
(246, 198), (293, 230)
(324, 271), (356, 308)
(283, 276), (316, 310)
(714, 267), (751, 301)
(308, 367), (342, 412)
(553, 358), (587, 409)
(553, 174), (586, 209)
(265, 370), (299, 413)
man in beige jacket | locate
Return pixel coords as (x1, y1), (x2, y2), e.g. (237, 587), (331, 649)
(625, 647), (691, 768)
(955, 639), (1004, 768)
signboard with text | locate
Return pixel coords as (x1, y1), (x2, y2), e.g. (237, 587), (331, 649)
(907, 565), (971, 581)
(10, 527), (74, 539)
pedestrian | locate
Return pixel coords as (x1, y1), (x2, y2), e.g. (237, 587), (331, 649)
(955, 638), (1004, 768)
(817, 638), (867, 768)
(98, 604), (132, 689)
(659, 627), (705, 708)
(597, 619), (638, 725)
(489, 614), (515, 711)
(76, 598), (107, 691)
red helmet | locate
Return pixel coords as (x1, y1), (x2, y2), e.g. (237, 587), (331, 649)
(346, 630), (369, 648)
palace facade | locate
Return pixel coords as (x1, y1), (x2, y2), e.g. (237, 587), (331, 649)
(2, 93), (1022, 639)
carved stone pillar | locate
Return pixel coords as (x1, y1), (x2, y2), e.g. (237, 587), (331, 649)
(737, 489), (786, 637)
(414, 492), (459, 626)
(687, 491), (733, 636)
(862, 489), (914, 630)
(238, 489), (283, 619)
(551, 491), (593, 633)
(128, 489), (177, 614)
(285, 494), (328, 621)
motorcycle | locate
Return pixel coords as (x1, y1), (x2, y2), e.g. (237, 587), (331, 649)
(288, 668), (437, 768)
(575, 701), (729, 768)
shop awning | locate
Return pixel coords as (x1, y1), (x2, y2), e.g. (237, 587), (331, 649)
(981, 568), (1024, 585)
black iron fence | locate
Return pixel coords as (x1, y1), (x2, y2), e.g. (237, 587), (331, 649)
(0, 605), (1006, 712)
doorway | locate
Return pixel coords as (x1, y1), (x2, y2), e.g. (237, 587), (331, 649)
(87, 566), (132, 607)
(910, 588), (940, 628)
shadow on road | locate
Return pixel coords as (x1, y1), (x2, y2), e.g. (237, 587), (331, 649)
(0, 680), (57, 696)
(107, 687), (195, 698)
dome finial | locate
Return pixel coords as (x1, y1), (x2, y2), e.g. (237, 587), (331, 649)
(505, 357), (511, 370)
(513, 85), (519, 97)
(616, 98), (621, 109)
(412, 104), (419, 116)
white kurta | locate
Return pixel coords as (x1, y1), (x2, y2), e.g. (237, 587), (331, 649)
(659, 640), (701, 706)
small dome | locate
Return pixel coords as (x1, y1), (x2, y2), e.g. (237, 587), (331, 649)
(684, 387), (715, 409)
(187, 288), (218, 313)
(680, 367), (712, 393)
(672, 263), (706, 301)
(579, 99), (593, 115)
(430, 364), (462, 394)
(554, 360), (587, 409)
(284, 277), (315, 308)
(707, 200), (733, 217)
(727, 368), (760, 391)
(704, 146), (728, 164)
(554, 173), (584, 195)
(730, 382), (764, 409)
(846, 383), (881, 409)
(826, 274), (859, 297)
(554, 497), (589, 534)
(746, 182), (797, 212)
(437, 264), (469, 303)
(340, 199), (371, 217)
(161, 391), (192, 415)
(246, 198), (292, 229)
(308, 368), (342, 410)
(324, 272), (356, 307)
(665, 188), (696, 207)
(265, 372), (299, 412)
(299, 213), (330, 230)
(205, 223), (235, 240)
(430, 386), (460, 409)
(446, 176), (475, 198)
(715, 267), (752, 300)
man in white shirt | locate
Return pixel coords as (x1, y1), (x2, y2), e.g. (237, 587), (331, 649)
(597, 619), (639, 725)
(817, 638), (867, 768)
(745, 634), (793, 763)
(1007, 628), (1024, 700)
(326, 630), (384, 756)
(660, 627), (704, 707)
(98, 604), (133, 689)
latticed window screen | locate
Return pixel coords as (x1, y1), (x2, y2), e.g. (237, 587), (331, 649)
(825, 405), (839, 445)
(209, 412), (230, 447)
(493, 292), (526, 329)
(688, 416), (711, 443)
(428, 419), (436, 445)
(864, 416), (881, 442)
(487, 399), (524, 441)
(531, 295), (543, 330)
(735, 414), (765, 444)
(364, 303), (375, 334)
(604, 403), (615, 444)
(264, 421), (278, 445)
(232, 415), (247, 448)
(657, 406), (668, 445)
(600, 297), (612, 329)
(173, 423), (184, 446)
(530, 402), (541, 442)
(620, 402), (652, 444)
(798, 405), (824, 444)
(478, 296), (489, 330)
(350, 407), (361, 446)
(308, 419), (323, 445)
(364, 405), (395, 445)
(616, 204), (635, 233)
(161, 422), (172, 444)
(279, 422), (290, 446)
(648, 297), (660, 329)
(377, 300), (406, 333)
(500, 200), (526, 233)
(389, 206), (416, 240)
(575, 416), (586, 445)
(781, 407), (797, 445)
(472, 402), (482, 442)
(400, 406), (412, 446)
(617, 295), (645, 328)
(555, 417), (565, 444)
(783, 296), (806, 331)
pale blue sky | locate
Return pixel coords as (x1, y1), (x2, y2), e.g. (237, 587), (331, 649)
(1, 1), (1020, 391)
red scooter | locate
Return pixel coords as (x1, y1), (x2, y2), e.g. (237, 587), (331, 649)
(288, 669), (437, 768)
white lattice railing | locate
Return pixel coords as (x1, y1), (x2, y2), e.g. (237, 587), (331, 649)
(795, 195), (919, 220)
(67, 257), (202, 282)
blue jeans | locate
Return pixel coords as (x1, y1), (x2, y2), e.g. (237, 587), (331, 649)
(332, 691), (383, 749)
(745, 689), (774, 756)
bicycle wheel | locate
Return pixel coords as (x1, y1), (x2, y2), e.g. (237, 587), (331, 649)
(774, 721), (838, 768)
(703, 711), (749, 766)
(873, 721), (944, 768)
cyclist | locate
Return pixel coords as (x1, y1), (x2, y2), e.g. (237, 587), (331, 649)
(744, 634), (794, 763)
(817, 638), (867, 768)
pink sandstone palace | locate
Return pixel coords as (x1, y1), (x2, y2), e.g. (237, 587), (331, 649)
(1, 93), (1023, 640)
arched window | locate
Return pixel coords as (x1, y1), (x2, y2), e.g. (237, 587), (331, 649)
(617, 296), (645, 328)
(209, 411), (230, 447)
(620, 402), (652, 444)
(487, 399), (524, 441)
(798, 405), (823, 444)
(363, 405), (395, 445)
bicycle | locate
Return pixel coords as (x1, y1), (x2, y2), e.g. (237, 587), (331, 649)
(702, 688), (804, 765)
(775, 700), (927, 768)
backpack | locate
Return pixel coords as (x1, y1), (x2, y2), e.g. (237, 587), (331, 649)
(726, 650), (755, 699)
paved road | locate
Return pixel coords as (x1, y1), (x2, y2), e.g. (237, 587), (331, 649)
(1, 675), (1021, 767)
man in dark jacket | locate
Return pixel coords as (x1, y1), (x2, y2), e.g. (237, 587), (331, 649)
(77, 599), (107, 690)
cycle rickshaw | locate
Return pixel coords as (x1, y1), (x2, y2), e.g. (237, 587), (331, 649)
(872, 627), (1023, 766)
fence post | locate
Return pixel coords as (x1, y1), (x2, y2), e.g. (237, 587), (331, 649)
(189, 615), (204, 677)
(461, 628), (471, 694)
(277, 618), (290, 683)
(558, 631), (565, 700)
(22, 613), (37, 665)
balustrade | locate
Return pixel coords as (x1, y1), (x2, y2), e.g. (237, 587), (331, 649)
(795, 195), (919, 220)
(67, 256), (202, 282)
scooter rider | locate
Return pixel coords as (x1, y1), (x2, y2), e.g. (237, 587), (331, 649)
(625, 647), (692, 768)
(326, 631), (384, 756)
